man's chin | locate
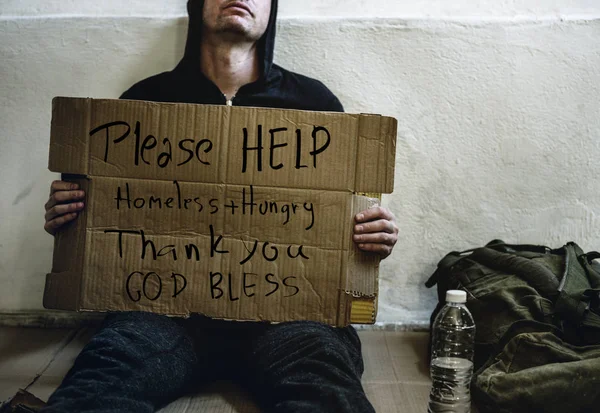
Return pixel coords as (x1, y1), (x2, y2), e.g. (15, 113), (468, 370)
(218, 14), (250, 29)
(216, 20), (258, 41)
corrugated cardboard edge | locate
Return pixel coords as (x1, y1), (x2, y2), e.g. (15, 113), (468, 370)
(355, 114), (397, 194)
(346, 196), (380, 296)
(337, 196), (381, 326)
(43, 176), (90, 312)
(49, 97), (91, 175)
(348, 193), (381, 325)
(350, 297), (378, 324)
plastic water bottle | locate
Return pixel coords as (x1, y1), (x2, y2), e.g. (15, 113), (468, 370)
(427, 290), (475, 413)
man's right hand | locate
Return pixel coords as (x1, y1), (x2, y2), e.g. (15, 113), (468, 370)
(44, 180), (85, 236)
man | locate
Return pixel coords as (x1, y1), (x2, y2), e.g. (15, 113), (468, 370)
(42, 1), (399, 412)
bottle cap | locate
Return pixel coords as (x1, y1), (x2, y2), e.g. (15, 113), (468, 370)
(446, 290), (467, 303)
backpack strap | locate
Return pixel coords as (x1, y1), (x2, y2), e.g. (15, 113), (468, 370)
(470, 247), (560, 296)
(426, 240), (560, 289)
(484, 239), (557, 254)
(555, 243), (600, 329)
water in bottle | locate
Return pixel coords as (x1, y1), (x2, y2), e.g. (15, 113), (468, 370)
(427, 290), (475, 413)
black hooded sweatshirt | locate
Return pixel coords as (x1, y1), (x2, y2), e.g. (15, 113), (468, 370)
(120, 0), (344, 113)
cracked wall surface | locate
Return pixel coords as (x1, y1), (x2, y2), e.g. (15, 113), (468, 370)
(1, 2), (599, 324)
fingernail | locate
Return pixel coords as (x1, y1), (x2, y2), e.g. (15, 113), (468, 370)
(77, 202), (84, 208)
(78, 191), (85, 197)
(356, 225), (363, 232)
(354, 235), (361, 241)
(71, 183), (79, 190)
(357, 214), (364, 221)
(359, 244), (365, 249)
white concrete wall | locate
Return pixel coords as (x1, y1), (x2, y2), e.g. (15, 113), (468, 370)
(2, 1), (600, 18)
(1, 1), (599, 325)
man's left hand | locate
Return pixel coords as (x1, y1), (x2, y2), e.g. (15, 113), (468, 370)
(353, 206), (398, 259)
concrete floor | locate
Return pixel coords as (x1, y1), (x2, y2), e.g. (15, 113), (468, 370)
(0, 327), (432, 412)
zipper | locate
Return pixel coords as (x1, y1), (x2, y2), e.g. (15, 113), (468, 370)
(224, 94), (235, 106)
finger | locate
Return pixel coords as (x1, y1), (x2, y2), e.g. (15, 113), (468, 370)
(50, 180), (79, 195)
(45, 202), (84, 221)
(44, 212), (78, 235)
(46, 190), (86, 210)
(354, 219), (395, 234)
(353, 232), (396, 245)
(355, 206), (393, 223)
(356, 242), (392, 257)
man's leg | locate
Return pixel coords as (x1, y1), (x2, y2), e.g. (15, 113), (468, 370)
(41, 312), (198, 413)
(240, 321), (375, 413)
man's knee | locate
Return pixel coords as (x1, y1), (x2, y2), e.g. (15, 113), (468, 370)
(246, 322), (371, 411)
(44, 312), (196, 412)
(255, 321), (361, 368)
(70, 312), (197, 393)
(91, 312), (195, 363)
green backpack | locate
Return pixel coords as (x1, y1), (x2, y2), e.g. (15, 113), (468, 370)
(426, 240), (600, 413)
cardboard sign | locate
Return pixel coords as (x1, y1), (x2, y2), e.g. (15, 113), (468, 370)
(44, 97), (397, 326)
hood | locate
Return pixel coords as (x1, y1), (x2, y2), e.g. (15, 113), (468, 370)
(181, 0), (278, 82)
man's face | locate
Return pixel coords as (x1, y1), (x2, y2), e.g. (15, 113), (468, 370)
(202, 0), (271, 41)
